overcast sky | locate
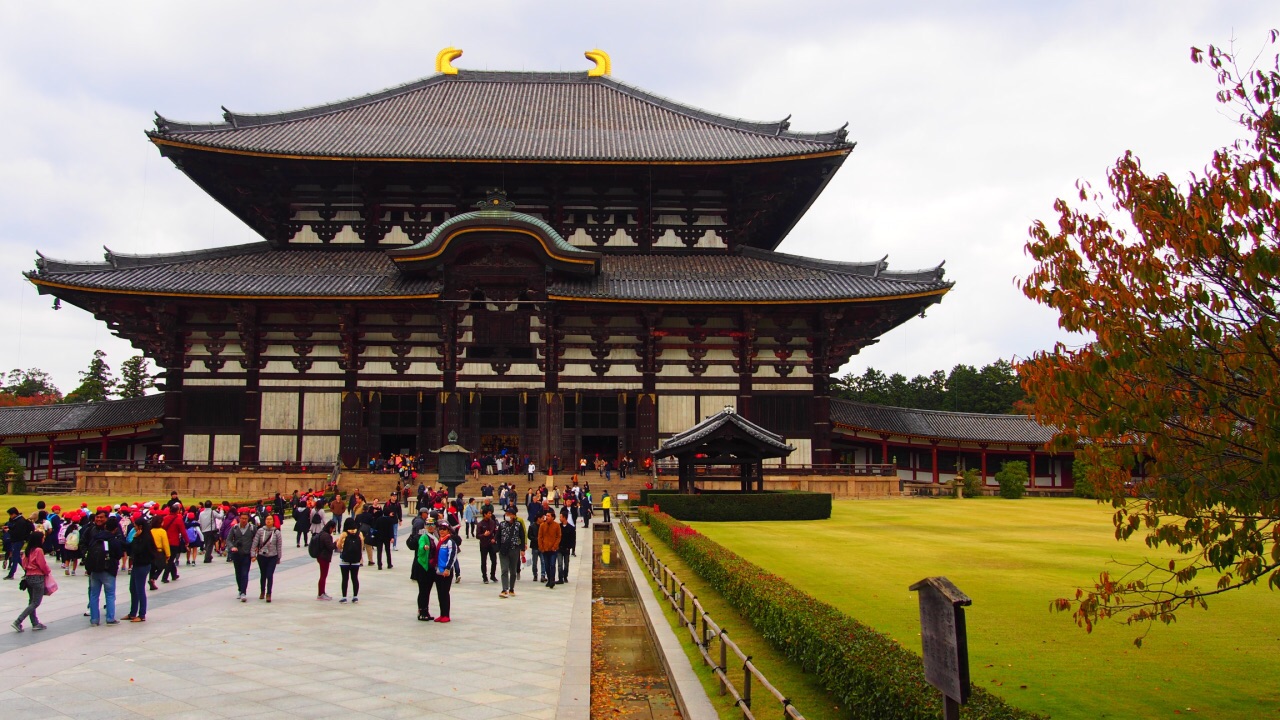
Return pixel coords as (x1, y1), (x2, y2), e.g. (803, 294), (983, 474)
(0, 1), (1270, 394)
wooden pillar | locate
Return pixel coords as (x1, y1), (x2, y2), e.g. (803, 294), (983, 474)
(161, 364), (183, 463)
(47, 438), (56, 480)
(1029, 448), (1037, 489)
(980, 446), (988, 485)
(880, 436), (889, 466)
(736, 310), (757, 422)
(931, 442), (940, 484)
(639, 310), (660, 462)
(99, 433), (109, 461)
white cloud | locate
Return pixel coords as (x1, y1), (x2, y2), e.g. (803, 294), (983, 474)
(0, 0), (1271, 391)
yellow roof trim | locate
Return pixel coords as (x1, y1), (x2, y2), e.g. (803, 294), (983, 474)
(27, 277), (442, 302)
(547, 287), (950, 305)
(149, 137), (851, 166)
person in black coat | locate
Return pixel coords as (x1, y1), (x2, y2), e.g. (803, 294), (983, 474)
(557, 508), (577, 584)
(373, 509), (396, 570)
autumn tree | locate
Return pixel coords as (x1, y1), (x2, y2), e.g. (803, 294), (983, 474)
(1020, 35), (1280, 640)
(117, 355), (154, 399)
(0, 368), (61, 405)
(64, 349), (115, 404)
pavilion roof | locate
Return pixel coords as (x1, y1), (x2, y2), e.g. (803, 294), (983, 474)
(0, 395), (164, 440)
(148, 71), (853, 162)
(830, 399), (1058, 446)
(28, 243), (950, 303)
(654, 406), (794, 459)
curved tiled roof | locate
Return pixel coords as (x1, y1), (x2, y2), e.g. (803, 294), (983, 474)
(148, 71), (852, 162)
(655, 407), (793, 458)
(30, 244), (950, 304)
(830, 398), (1058, 445)
(0, 395), (164, 440)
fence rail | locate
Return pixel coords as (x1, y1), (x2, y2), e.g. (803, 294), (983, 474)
(81, 459), (336, 474)
(653, 461), (896, 477)
(619, 514), (805, 720)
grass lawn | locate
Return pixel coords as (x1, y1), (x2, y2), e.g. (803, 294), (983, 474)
(1, 493), (262, 516)
(688, 498), (1280, 720)
(629, 523), (853, 720)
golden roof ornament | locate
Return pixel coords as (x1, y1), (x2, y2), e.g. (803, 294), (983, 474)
(435, 47), (462, 75)
(585, 49), (611, 77)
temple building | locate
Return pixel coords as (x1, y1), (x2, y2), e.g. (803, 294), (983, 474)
(26, 49), (954, 474)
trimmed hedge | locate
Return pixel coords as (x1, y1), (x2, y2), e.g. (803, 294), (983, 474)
(644, 490), (831, 521)
(638, 508), (1043, 720)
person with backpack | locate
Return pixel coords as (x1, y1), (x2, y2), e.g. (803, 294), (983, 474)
(309, 520), (336, 601)
(60, 514), (83, 576)
(356, 506), (376, 567)
(160, 506), (184, 583)
(183, 512), (202, 566)
(84, 509), (125, 626)
(251, 515), (283, 603)
(309, 501), (325, 544)
(124, 512), (158, 622)
(336, 518), (363, 603)
(5, 507), (35, 581)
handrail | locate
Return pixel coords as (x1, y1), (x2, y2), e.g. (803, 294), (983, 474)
(619, 514), (805, 720)
(81, 459), (336, 474)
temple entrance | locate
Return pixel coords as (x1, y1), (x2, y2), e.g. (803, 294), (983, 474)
(380, 433), (417, 457)
(581, 434), (619, 469)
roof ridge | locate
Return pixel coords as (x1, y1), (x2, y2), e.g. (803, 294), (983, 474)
(740, 247), (949, 285)
(150, 70), (852, 146)
(34, 242), (273, 276)
(830, 397), (1034, 421)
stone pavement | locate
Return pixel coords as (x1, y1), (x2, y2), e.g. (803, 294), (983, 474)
(0, 519), (593, 719)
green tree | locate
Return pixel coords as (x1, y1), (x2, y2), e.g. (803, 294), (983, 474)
(1020, 35), (1280, 638)
(0, 448), (24, 494)
(834, 360), (1026, 413)
(3, 368), (61, 400)
(64, 349), (115, 404)
(995, 460), (1028, 499)
(117, 355), (154, 399)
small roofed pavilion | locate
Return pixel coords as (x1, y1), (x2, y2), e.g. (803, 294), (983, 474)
(653, 407), (794, 494)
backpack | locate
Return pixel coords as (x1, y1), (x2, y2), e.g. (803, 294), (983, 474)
(84, 534), (108, 573)
(186, 526), (201, 544)
(407, 530), (421, 552)
(63, 527), (80, 551)
(340, 534), (363, 564)
(307, 533), (324, 559)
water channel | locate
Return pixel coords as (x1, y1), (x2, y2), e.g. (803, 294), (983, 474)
(591, 522), (683, 719)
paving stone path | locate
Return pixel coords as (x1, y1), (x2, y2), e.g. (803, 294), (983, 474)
(0, 519), (593, 719)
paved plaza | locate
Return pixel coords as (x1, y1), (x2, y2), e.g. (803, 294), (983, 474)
(0, 520), (593, 719)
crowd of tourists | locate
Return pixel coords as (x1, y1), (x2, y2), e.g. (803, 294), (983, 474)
(4, 481), (608, 631)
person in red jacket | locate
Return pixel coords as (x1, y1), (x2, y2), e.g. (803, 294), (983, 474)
(160, 506), (184, 583)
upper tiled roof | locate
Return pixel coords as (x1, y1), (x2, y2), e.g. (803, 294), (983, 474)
(654, 406), (794, 458)
(30, 243), (949, 303)
(830, 399), (1058, 445)
(149, 71), (852, 162)
(0, 395), (164, 439)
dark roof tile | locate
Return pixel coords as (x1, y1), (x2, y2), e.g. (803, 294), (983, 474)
(0, 395), (164, 439)
(151, 71), (851, 162)
(830, 399), (1057, 445)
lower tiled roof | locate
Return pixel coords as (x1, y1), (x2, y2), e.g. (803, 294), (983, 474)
(0, 395), (165, 439)
(655, 407), (793, 458)
(830, 398), (1058, 445)
(30, 244), (950, 303)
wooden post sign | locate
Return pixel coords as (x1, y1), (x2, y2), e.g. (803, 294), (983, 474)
(909, 576), (972, 719)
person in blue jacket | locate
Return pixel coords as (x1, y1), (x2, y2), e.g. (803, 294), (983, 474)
(434, 523), (455, 623)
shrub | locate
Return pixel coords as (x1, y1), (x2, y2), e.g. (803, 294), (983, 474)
(637, 508), (1041, 719)
(644, 490), (830, 521)
(995, 461), (1028, 499)
(960, 468), (985, 497)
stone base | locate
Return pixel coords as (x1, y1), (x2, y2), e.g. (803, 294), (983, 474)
(76, 471), (332, 500)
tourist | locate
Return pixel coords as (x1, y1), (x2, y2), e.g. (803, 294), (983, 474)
(4, 507), (34, 580)
(462, 499), (477, 538)
(385, 494), (403, 550)
(125, 511), (158, 622)
(160, 505), (184, 583)
(537, 511), (562, 588)
(496, 506), (525, 598)
(558, 508), (576, 584)
(183, 511), (202, 566)
(85, 510), (125, 626)
(434, 523), (455, 622)
(356, 505), (377, 566)
(251, 515), (283, 602)
(148, 516), (170, 591)
(412, 521), (438, 621)
(336, 518), (362, 603)
(374, 507), (395, 570)
(310, 520), (336, 600)
(527, 509), (541, 582)
(329, 494), (347, 536)
(227, 510), (255, 602)
(601, 491), (612, 523)
(11, 530), (52, 631)
(198, 501), (221, 563)
(292, 498), (310, 548)
(527, 460), (536, 483)
(309, 501), (325, 544)
(60, 514), (83, 575)
(476, 506), (498, 583)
